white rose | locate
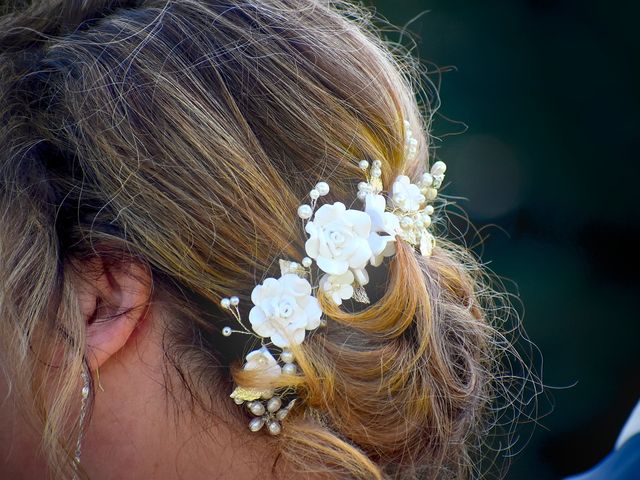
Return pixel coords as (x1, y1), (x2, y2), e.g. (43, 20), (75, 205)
(364, 193), (399, 267)
(304, 202), (373, 276)
(248, 273), (322, 348)
(392, 175), (424, 212)
(243, 347), (281, 380)
(319, 270), (355, 305)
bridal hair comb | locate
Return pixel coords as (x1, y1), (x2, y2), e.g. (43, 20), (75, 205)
(220, 121), (447, 435)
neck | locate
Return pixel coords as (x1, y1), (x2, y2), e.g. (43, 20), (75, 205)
(81, 319), (287, 480)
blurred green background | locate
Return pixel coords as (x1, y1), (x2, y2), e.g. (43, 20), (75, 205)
(367, 0), (639, 478)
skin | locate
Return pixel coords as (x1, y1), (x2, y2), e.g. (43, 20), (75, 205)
(0, 261), (292, 480)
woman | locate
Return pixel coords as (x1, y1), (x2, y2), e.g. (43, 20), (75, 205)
(0, 0), (532, 478)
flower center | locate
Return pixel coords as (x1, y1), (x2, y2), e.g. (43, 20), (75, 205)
(277, 299), (294, 318)
(329, 229), (345, 246)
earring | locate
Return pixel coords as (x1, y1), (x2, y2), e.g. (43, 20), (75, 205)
(73, 365), (90, 479)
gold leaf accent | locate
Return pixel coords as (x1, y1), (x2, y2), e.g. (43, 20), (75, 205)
(352, 285), (370, 304)
(420, 232), (436, 257)
(279, 259), (307, 277)
(230, 387), (272, 402)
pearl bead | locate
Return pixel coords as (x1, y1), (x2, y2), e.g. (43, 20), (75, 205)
(357, 190), (367, 201)
(233, 397), (244, 405)
(401, 217), (413, 228)
(297, 204), (313, 219)
(280, 350), (295, 363)
(415, 219), (424, 228)
(425, 188), (438, 201)
(409, 138), (418, 147)
(418, 194), (426, 204)
(357, 181), (368, 191)
(431, 161), (447, 176)
(309, 189), (320, 200)
(421, 173), (433, 187)
(315, 181), (330, 196)
(358, 160), (369, 170)
(423, 216), (432, 228)
(301, 257), (312, 268)
(222, 326), (232, 337)
(267, 420), (282, 436)
(371, 167), (382, 178)
(230, 296), (239, 306)
(249, 417), (265, 432)
(403, 119), (411, 128)
(267, 396), (282, 413)
(81, 386), (89, 398)
(249, 401), (266, 416)
(282, 363), (297, 375)
(220, 298), (231, 309)
(372, 159), (382, 168)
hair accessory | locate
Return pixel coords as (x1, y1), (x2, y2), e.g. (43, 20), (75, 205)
(220, 121), (446, 434)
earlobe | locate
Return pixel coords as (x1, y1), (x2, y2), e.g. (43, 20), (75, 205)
(76, 260), (152, 371)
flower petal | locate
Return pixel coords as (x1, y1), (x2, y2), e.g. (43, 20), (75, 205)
(337, 283), (354, 301)
(249, 307), (275, 338)
(345, 209), (372, 238)
(292, 328), (306, 345)
(348, 238), (373, 270)
(317, 255), (349, 275)
(352, 267), (369, 286)
(250, 284), (263, 306)
(271, 330), (291, 348)
(304, 297), (322, 329)
(280, 273), (311, 297)
(314, 202), (345, 225)
(304, 234), (320, 259)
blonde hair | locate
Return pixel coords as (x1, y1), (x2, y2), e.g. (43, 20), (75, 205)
(0, 0), (534, 478)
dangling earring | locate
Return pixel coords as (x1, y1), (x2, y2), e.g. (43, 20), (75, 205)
(73, 365), (90, 480)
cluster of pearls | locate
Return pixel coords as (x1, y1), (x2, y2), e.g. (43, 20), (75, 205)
(244, 395), (296, 435)
(392, 160), (446, 256)
(404, 119), (419, 161)
(417, 160), (446, 202)
(356, 159), (383, 201)
(297, 181), (330, 220)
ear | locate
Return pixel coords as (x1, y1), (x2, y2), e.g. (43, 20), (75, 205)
(75, 258), (152, 371)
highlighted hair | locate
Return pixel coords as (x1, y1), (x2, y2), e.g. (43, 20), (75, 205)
(0, 0), (536, 478)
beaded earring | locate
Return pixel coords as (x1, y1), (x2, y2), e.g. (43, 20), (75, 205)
(72, 366), (90, 479)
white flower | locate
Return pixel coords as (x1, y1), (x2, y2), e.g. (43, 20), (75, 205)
(364, 193), (400, 267)
(248, 273), (322, 348)
(304, 202), (372, 276)
(243, 347), (281, 380)
(392, 175), (424, 212)
(319, 271), (355, 305)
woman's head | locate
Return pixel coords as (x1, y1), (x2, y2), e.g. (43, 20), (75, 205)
(0, 1), (530, 478)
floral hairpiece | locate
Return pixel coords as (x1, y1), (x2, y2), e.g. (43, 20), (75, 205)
(219, 121), (446, 435)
